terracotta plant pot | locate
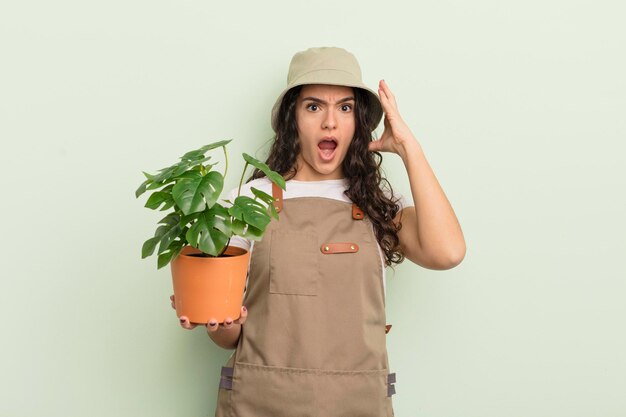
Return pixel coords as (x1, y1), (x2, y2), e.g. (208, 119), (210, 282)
(170, 245), (249, 324)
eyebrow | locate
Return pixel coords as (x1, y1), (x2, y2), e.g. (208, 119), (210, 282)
(301, 96), (355, 104)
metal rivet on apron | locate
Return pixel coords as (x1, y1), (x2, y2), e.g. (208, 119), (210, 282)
(324, 246), (330, 251)
(275, 206), (280, 210)
(350, 245), (355, 250)
(275, 198), (280, 201)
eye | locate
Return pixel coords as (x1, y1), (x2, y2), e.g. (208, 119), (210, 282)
(306, 104), (319, 112)
(340, 104), (353, 112)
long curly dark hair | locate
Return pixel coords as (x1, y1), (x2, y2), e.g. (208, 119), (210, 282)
(250, 85), (405, 266)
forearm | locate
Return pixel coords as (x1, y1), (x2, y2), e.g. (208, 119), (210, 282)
(399, 140), (466, 265)
(208, 324), (242, 350)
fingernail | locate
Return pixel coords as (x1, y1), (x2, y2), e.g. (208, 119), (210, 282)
(242, 306), (247, 312)
(209, 321), (217, 327)
(225, 320), (233, 326)
(179, 319), (185, 324)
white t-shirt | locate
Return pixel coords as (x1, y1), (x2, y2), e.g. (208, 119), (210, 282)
(225, 177), (410, 294)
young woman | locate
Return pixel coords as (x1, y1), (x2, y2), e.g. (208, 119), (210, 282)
(173, 47), (465, 416)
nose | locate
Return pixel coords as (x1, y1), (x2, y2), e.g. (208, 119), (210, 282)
(322, 109), (337, 130)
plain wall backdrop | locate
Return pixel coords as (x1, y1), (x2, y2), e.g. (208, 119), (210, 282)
(1, 1), (624, 416)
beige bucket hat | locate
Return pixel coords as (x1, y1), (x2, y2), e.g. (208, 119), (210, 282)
(271, 47), (383, 132)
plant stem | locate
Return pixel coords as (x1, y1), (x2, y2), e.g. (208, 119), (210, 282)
(222, 145), (228, 179)
(218, 238), (231, 257)
(237, 162), (249, 197)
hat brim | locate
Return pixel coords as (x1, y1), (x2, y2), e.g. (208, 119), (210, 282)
(271, 70), (383, 133)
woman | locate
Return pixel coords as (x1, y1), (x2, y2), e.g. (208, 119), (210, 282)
(174, 47), (466, 416)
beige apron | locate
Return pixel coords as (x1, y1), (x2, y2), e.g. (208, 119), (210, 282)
(216, 184), (396, 417)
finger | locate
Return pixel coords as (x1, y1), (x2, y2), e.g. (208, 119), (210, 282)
(206, 319), (219, 332)
(236, 306), (248, 325)
(179, 316), (197, 330)
(368, 140), (381, 152)
(379, 80), (398, 109)
(222, 317), (234, 330)
(378, 87), (396, 115)
(380, 80), (396, 101)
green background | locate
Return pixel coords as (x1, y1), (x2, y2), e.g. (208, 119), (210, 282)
(1, 1), (625, 416)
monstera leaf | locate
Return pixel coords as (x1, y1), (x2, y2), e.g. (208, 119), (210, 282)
(137, 140), (285, 268)
(243, 153), (286, 190)
(186, 205), (231, 256)
(228, 196), (272, 232)
(172, 171), (224, 215)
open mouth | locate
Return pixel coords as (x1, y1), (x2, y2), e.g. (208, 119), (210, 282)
(318, 139), (337, 160)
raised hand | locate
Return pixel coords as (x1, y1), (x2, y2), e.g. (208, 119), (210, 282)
(368, 80), (418, 157)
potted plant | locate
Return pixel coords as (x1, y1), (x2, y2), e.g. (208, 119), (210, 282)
(135, 139), (285, 324)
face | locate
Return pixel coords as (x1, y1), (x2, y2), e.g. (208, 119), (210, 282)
(293, 84), (356, 181)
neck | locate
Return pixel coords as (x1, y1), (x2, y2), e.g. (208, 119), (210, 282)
(291, 159), (344, 181)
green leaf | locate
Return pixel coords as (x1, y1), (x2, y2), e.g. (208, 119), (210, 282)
(141, 236), (159, 258)
(151, 165), (178, 184)
(242, 153), (286, 190)
(231, 219), (246, 235)
(250, 187), (274, 205)
(172, 171), (224, 215)
(250, 187), (278, 219)
(158, 213), (181, 227)
(186, 207), (230, 256)
(157, 240), (185, 269)
(160, 199), (176, 211)
(179, 212), (200, 227)
(144, 179), (172, 192)
(135, 180), (149, 198)
(198, 140), (232, 153)
(172, 156), (212, 176)
(180, 149), (207, 162)
(243, 225), (264, 240)
(230, 196), (271, 231)
(144, 191), (173, 210)
(267, 201), (278, 220)
(228, 203), (244, 221)
(157, 223), (183, 256)
(210, 204), (233, 236)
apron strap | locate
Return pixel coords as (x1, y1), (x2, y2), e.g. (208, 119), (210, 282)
(272, 182), (283, 213)
(271, 182), (361, 220)
(220, 366), (234, 390)
(387, 373), (397, 397)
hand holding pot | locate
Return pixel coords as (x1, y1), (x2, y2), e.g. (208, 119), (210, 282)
(170, 295), (248, 332)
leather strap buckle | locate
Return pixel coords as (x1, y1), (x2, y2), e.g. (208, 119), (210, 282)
(320, 242), (359, 254)
(352, 203), (364, 220)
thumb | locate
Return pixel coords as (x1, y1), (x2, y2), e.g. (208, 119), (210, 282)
(368, 140), (381, 152)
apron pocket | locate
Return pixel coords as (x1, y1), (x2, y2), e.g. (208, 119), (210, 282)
(231, 362), (316, 417)
(269, 230), (319, 296)
(230, 362), (391, 417)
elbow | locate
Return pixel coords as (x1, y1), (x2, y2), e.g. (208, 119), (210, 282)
(426, 241), (466, 271)
(443, 248), (465, 269)
(442, 241), (466, 270)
